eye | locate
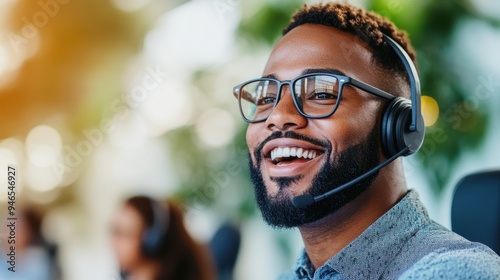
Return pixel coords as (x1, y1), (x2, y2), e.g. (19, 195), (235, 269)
(256, 91), (277, 105)
(260, 97), (276, 105)
(310, 91), (338, 100)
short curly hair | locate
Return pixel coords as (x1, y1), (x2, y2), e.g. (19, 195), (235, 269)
(283, 2), (416, 86)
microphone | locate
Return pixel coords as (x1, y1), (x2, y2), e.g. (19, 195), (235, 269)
(292, 146), (410, 208)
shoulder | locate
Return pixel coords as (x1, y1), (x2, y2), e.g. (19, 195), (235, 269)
(400, 247), (500, 279)
(386, 221), (500, 279)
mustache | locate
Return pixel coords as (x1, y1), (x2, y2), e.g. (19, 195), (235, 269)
(253, 131), (332, 165)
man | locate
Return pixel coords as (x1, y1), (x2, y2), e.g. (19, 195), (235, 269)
(233, 2), (500, 279)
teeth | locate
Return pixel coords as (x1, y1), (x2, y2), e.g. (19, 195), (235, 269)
(277, 147), (283, 158)
(297, 148), (303, 158)
(283, 147), (290, 157)
(269, 147), (319, 161)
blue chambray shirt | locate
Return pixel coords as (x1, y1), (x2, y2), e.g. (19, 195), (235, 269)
(279, 190), (500, 279)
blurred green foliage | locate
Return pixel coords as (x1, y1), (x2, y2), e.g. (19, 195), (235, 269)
(238, 0), (304, 45)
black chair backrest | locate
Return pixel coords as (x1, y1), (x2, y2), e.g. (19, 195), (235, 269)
(451, 170), (500, 255)
(209, 222), (241, 280)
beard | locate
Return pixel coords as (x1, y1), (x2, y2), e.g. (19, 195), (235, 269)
(248, 126), (381, 228)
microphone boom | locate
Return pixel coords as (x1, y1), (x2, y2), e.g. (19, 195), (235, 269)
(292, 146), (410, 208)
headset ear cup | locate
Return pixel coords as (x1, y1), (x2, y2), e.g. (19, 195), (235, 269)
(395, 104), (412, 155)
(142, 229), (158, 257)
(141, 199), (170, 258)
(381, 98), (400, 157)
(142, 230), (152, 256)
(381, 98), (412, 157)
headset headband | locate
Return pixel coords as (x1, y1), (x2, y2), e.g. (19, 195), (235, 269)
(382, 34), (422, 132)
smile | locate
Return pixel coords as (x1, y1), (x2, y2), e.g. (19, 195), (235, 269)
(270, 147), (319, 164)
(261, 139), (326, 175)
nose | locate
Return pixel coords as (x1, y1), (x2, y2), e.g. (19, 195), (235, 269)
(264, 85), (307, 131)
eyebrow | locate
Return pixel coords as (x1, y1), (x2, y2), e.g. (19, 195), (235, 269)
(262, 68), (347, 80)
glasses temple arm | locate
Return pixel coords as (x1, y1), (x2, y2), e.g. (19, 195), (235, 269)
(349, 79), (396, 100)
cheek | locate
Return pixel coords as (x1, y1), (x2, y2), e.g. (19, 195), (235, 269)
(246, 124), (260, 160)
(112, 235), (144, 269)
(317, 103), (380, 151)
(310, 119), (358, 154)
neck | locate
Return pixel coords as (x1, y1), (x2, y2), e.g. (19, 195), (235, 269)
(298, 162), (407, 269)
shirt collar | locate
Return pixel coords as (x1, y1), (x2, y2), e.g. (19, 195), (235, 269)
(294, 190), (431, 279)
(294, 251), (315, 279)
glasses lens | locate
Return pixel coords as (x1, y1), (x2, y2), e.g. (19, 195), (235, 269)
(294, 75), (340, 116)
(238, 79), (279, 121)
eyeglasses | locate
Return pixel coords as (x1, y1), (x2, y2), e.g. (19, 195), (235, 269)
(233, 73), (396, 123)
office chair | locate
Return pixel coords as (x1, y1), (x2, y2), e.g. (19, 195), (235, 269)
(451, 170), (500, 255)
(209, 222), (241, 280)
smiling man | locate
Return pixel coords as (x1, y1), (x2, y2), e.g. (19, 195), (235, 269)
(234, 3), (500, 279)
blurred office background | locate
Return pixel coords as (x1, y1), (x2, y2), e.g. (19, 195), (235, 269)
(0, 0), (499, 279)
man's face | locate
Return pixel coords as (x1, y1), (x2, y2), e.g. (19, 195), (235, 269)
(246, 24), (387, 228)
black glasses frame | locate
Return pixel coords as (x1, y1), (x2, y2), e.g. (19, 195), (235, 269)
(233, 72), (396, 123)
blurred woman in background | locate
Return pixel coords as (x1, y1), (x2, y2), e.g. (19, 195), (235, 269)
(111, 195), (216, 280)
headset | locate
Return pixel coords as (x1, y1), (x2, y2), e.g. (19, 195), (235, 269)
(380, 34), (425, 158)
(141, 198), (170, 257)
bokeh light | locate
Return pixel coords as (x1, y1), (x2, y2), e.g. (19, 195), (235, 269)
(108, 112), (149, 151)
(421, 95), (439, 127)
(195, 108), (236, 148)
(26, 161), (63, 193)
(143, 0), (238, 71)
(138, 79), (194, 136)
(26, 125), (62, 167)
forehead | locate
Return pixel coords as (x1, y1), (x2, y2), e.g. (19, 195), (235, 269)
(113, 205), (145, 230)
(263, 24), (376, 82)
